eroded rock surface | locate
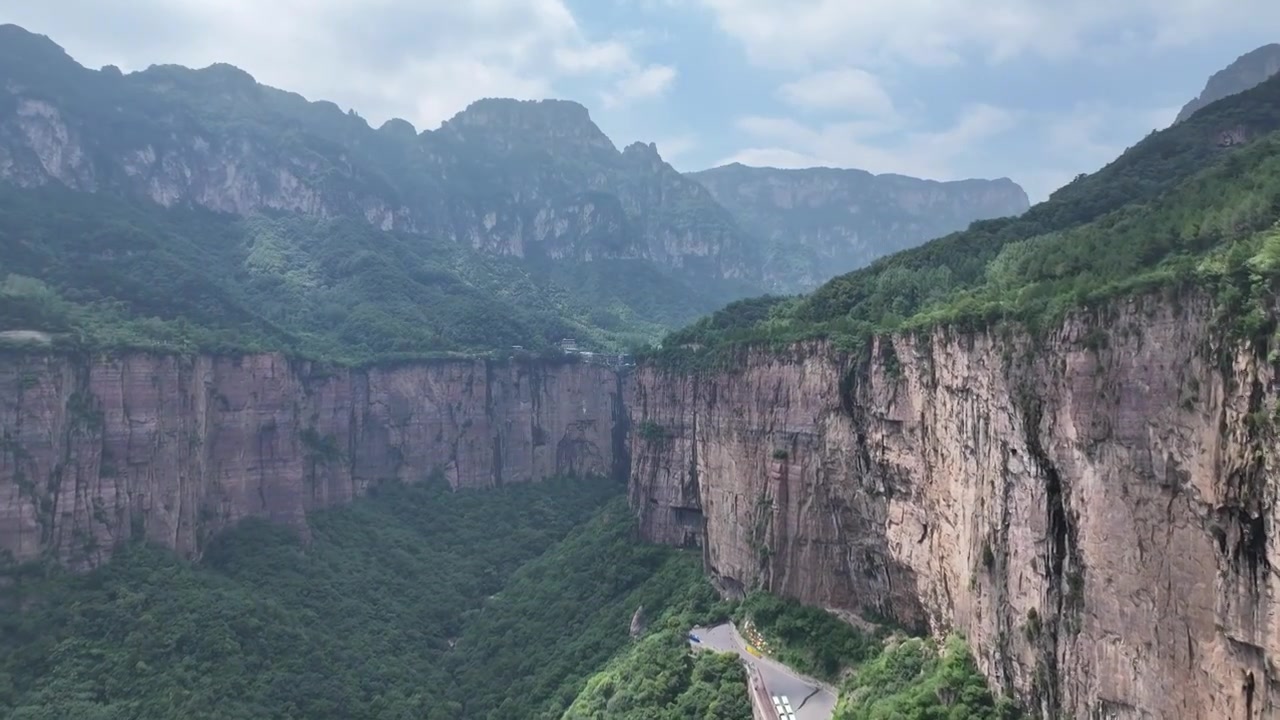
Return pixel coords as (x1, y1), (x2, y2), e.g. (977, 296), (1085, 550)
(629, 294), (1280, 718)
(0, 353), (623, 568)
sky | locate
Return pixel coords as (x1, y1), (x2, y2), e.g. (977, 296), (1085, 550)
(2, 0), (1278, 202)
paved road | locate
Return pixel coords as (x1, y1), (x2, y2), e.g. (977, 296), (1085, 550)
(690, 623), (837, 720)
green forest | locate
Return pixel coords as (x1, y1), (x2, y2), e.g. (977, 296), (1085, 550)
(0, 186), (735, 363)
(652, 74), (1280, 369)
(1, 473), (1020, 720)
(0, 477), (735, 719)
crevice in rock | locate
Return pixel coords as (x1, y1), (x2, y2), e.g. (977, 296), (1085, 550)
(610, 369), (631, 486)
(1019, 385), (1082, 719)
(491, 433), (504, 487)
(1245, 670), (1256, 719)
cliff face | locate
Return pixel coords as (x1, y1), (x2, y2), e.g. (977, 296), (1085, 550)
(687, 164), (1030, 292)
(629, 294), (1280, 718)
(1176, 44), (1280, 124)
(0, 353), (624, 569)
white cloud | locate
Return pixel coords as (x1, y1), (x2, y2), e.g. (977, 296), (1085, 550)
(602, 64), (677, 108)
(652, 134), (698, 164)
(778, 68), (894, 116)
(696, 0), (1280, 69)
(554, 41), (634, 74)
(2, 0), (673, 129)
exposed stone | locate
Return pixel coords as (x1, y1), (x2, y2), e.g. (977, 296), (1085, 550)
(629, 605), (647, 639)
(1176, 44), (1280, 124)
(629, 293), (1280, 719)
(0, 353), (623, 569)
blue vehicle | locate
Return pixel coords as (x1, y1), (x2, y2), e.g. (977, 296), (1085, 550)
(688, 633), (701, 643)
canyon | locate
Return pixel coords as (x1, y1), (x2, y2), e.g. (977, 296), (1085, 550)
(3, 290), (1278, 717)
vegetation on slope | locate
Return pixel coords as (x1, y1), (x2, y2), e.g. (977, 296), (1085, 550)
(652, 75), (1280, 368)
(443, 502), (732, 718)
(734, 592), (884, 682)
(564, 628), (751, 720)
(737, 592), (1018, 720)
(0, 477), (739, 720)
(0, 186), (725, 361)
(833, 635), (1018, 720)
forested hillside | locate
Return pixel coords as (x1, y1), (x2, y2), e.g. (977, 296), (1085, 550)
(1, 469), (1024, 719)
(0, 477), (743, 719)
(656, 74), (1280, 366)
(0, 184), (733, 360)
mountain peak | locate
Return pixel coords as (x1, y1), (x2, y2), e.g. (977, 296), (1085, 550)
(444, 98), (591, 130)
(378, 117), (418, 138)
(1175, 43), (1280, 124)
(439, 97), (615, 152)
(0, 23), (79, 72)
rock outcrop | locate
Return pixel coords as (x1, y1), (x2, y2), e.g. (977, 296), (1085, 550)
(689, 164), (1030, 292)
(1176, 43), (1280, 124)
(0, 353), (624, 569)
(629, 292), (1280, 718)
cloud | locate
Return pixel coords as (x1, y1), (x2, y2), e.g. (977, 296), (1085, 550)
(653, 134), (698, 165)
(778, 68), (894, 116)
(696, 0), (1280, 68)
(602, 64), (677, 108)
(722, 103), (1019, 180)
(3, 0), (672, 129)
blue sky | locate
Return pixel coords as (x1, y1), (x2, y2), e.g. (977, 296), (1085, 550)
(4, 0), (1278, 201)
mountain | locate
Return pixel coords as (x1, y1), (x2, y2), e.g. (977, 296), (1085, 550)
(0, 25), (778, 356)
(1175, 42), (1280, 124)
(0, 25), (757, 283)
(0, 23), (1028, 347)
(634, 72), (1280, 717)
(688, 164), (1029, 291)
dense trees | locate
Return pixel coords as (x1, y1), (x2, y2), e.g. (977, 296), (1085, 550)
(564, 630), (751, 720)
(833, 636), (1019, 720)
(0, 473), (1033, 719)
(0, 478), (729, 719)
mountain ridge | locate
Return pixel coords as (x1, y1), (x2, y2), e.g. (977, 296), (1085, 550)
(687, 163), (1030, 291)
(1175, 42), (1280, 124)
(0, 22), (1028, 298)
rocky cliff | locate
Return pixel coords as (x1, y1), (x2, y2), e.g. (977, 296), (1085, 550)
(1176, 43), (1280, 124)
(688, 164), (1029, 292)
(629, 292), (1280, 718)
(0, 353), (624, 569)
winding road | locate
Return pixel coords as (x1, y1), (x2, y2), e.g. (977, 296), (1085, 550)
(690, 623), (837, 720)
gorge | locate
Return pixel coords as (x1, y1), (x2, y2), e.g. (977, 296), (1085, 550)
(5, 288), (1279, 718)
(6, 288), (1276, 718)
(5, 20), (1280, 720)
